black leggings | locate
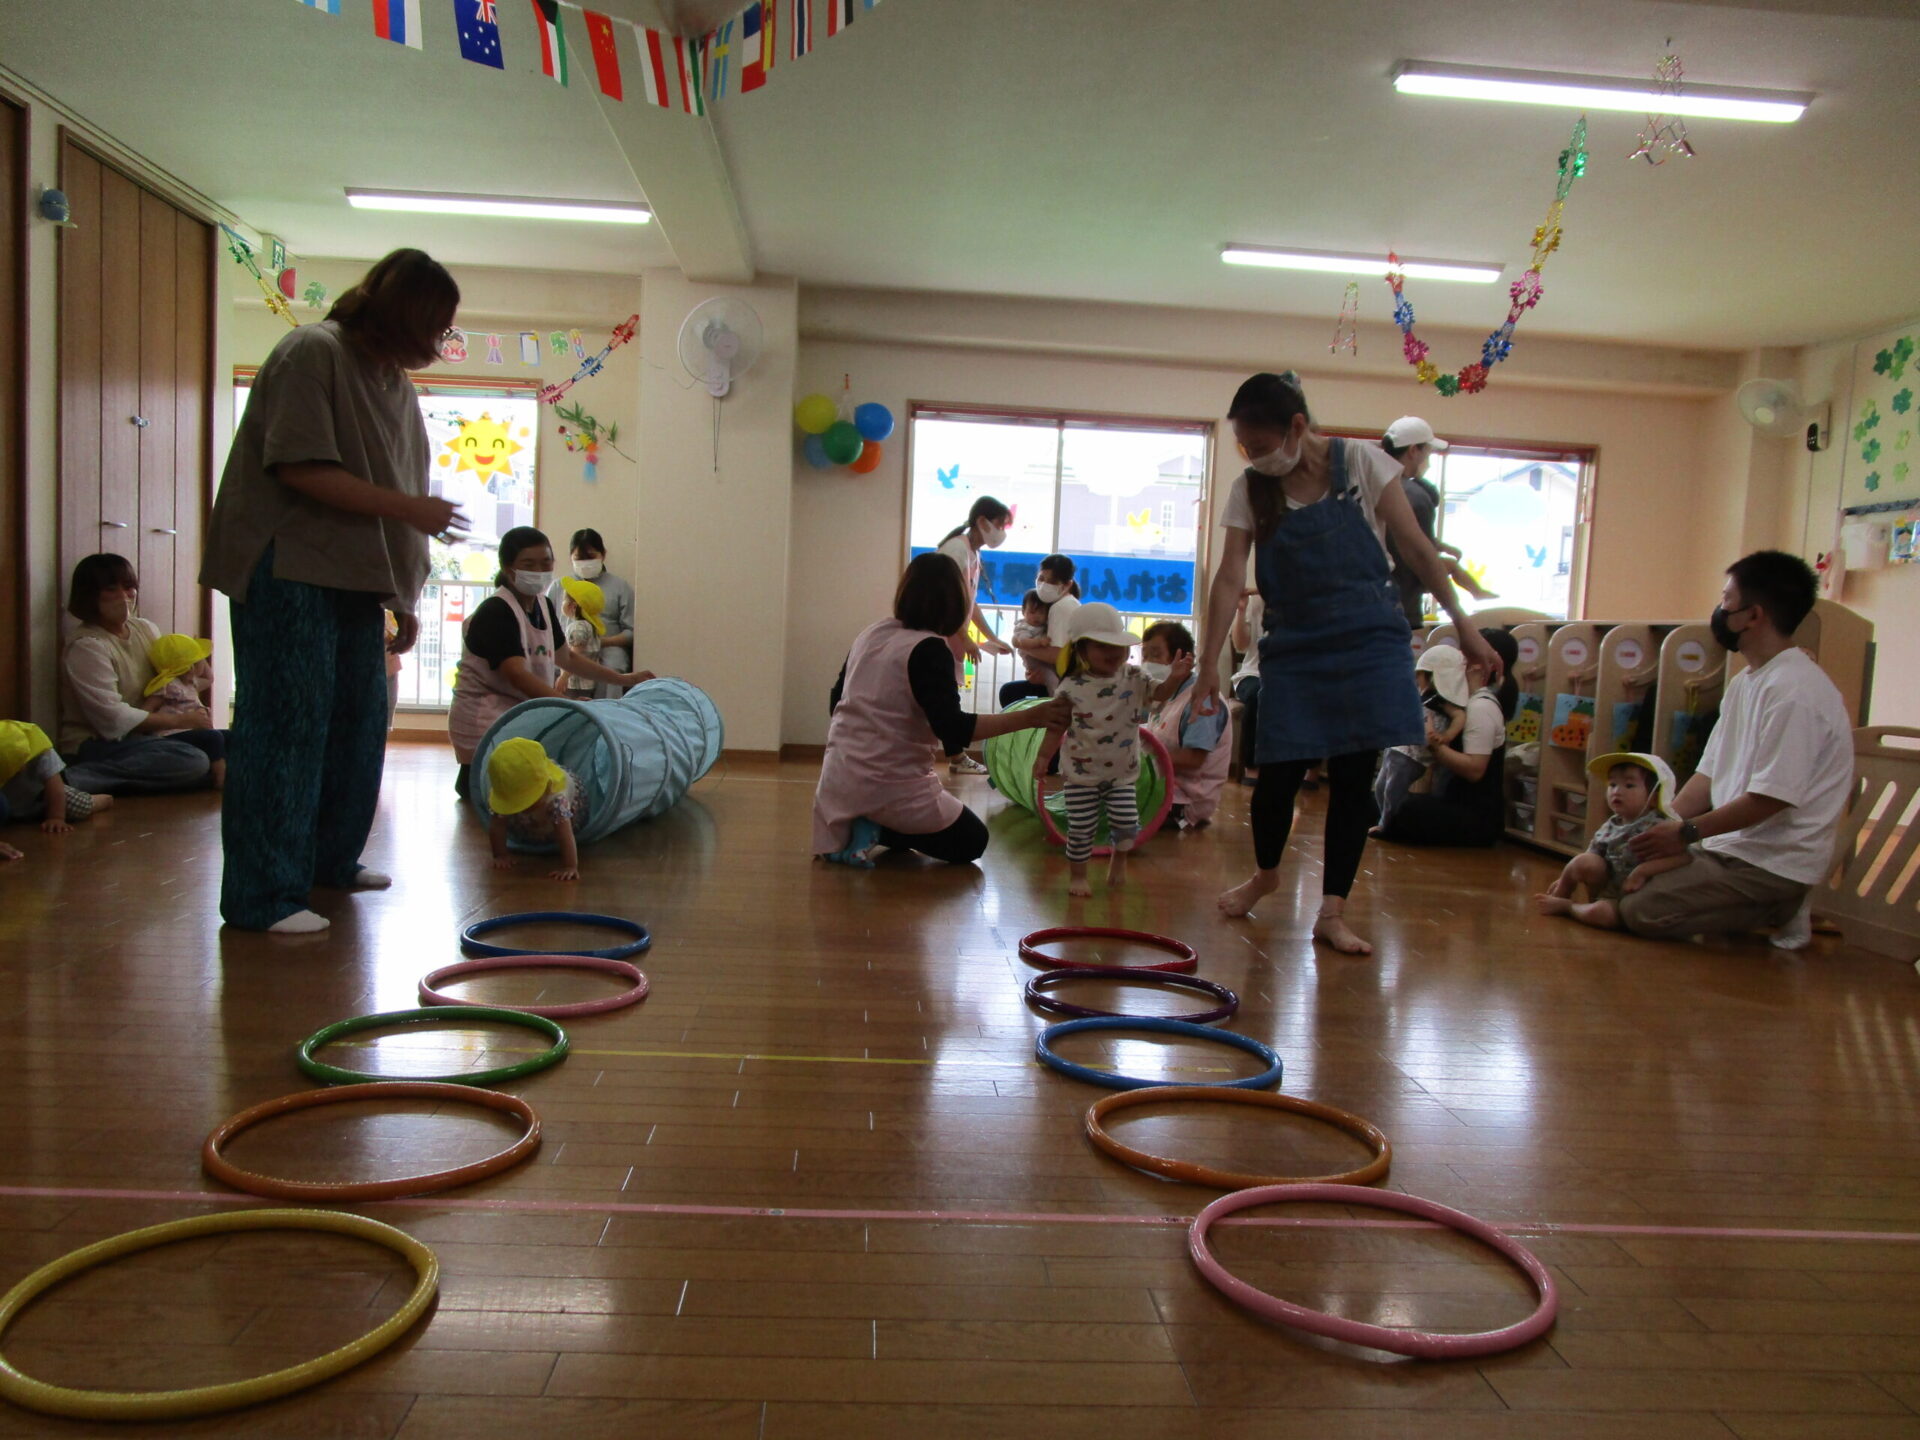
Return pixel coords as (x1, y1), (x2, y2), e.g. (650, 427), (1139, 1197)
(878, 807), (989, 864)
(1233, 676), (1262, 769)
(1251, 750), (1378, 897)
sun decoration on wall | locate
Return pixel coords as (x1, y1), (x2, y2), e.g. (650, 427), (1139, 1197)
(439, 414), (526, 476)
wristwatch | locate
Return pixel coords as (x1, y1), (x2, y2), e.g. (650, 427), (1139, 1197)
(1678, 819), (1700, 846)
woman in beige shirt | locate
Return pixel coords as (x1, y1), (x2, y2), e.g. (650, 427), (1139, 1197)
(200, 248), (466, 935)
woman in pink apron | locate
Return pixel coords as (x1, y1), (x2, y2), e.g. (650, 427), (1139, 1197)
(934, 497), (1015, 773)
(1141, 621), (1231, 828)
(815, 554), (1069, 866)
(449, 527), (652, 797)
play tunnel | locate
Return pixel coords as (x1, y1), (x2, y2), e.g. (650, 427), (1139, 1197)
(469, 678), (723, 850)
(983, 697), (1174, 852)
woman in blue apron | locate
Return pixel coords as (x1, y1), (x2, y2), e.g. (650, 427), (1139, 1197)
(1192, 372), (1503, 954)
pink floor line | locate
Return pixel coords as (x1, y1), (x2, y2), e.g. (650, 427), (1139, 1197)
(2, 1185), (1917, 1244)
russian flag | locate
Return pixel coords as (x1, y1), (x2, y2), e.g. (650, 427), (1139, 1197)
(739, 2), (765, 91)
(789, 0), (811, 59)
(370, 0), (422, 47)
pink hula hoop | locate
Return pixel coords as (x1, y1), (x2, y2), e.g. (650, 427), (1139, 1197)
(1037, 725), (1176, 854)
(417, 955), (649, 1019)
(1188, 1183), (1558, 1359)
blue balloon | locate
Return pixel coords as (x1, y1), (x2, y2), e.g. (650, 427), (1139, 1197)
(802, 433), (833, 470)
(853, 403), (895, 443)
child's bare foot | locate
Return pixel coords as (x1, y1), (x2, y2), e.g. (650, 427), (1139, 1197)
(1107, 851), (1128, 889)
(91, 794), (113, 813)
(491, 857), (518, 870)
(1217, 870), (1280, 918)
(1068, 874), (1093, 898)
(1536, 893), (1574, 917)
(1313, 908), (1373, 955)
(1569, 899), (1622, 930)
(0, 841), (22, 862)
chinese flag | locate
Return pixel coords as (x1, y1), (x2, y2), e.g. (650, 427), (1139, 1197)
(585, 10), (623, 99)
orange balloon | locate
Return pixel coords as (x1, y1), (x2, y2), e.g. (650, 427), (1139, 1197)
(849, 441), (884, 474)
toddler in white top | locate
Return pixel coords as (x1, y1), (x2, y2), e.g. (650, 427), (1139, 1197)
(1049, 602), (1151, 897)
(1011, 590), (1056, 692)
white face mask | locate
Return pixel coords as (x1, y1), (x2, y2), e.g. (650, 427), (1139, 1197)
(1248, 435), (1303, 477)
(1035, 580), (1066, 605)
(1139, 661), (1172, 684)
(572, 559), (604, 580)
(512, 569), (554, 597)
(980, 522), (1007, 549)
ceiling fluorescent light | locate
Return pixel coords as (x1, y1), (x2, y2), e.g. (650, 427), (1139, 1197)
(1392, 61), (1809, 122)
(345, 188), (652, 224)
(1221, 245), (1501, 284)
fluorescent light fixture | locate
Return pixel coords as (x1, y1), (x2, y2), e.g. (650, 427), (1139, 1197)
(1392, 61), (1809, 123)
(1221, 245), (1502, 284)
(345, 188), (652, 224)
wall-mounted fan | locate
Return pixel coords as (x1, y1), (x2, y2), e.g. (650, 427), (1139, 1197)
(678, 297), (763, 398)
(1736, 378), (1830, 452)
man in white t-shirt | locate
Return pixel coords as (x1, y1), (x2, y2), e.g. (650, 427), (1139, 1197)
(1620, 551), (1853, 949)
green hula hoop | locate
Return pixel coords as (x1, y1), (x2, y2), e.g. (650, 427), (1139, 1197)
(297, 1005), (569, 1087)
(983, 697), (1172, 849)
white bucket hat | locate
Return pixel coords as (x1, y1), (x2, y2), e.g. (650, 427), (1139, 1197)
(1065, 602), (1136, 648)
(1414, 643), (1469, 706)
(1586, 751), (1680, 818)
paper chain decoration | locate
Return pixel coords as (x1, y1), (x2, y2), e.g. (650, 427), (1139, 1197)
(536, 315), (639, 405)
(1386, 115), (1587, 397)
(1630, 45), (1696, 164)
(218, 224), (299, 329)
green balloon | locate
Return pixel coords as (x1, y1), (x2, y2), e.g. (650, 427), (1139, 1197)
(794, 393), (836, 435)
(822, 420), (863, 465)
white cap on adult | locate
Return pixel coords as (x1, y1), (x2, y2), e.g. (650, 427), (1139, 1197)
(1384, 417), (1449, 451)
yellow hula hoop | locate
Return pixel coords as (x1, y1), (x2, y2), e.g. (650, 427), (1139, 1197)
(0, 1209), (439, 1421)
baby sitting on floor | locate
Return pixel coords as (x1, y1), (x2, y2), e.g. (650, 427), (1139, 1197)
(1536, 751), (1691, 930)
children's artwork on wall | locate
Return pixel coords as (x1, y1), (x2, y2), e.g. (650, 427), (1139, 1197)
(1507, 693), (1543, 745)
(1841, 322), (1919, 507)
(1610, 700), (1641, 750)
(1549, 692), (1594, 749)
(555, 400), (632, 485)
(519, 332), (540, 365)
(1892, 514), (1917, 564)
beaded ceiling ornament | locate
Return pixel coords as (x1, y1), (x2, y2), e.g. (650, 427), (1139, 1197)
(1629, 42), (1697, 163)
(1386, 115), (1587, 397)
(1329, 282), (1359, 355)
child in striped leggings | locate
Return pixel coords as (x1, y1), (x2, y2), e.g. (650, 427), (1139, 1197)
(1052, 603), (1151, 897)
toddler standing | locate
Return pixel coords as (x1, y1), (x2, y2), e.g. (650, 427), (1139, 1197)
(486, 736), (592, 881)
(142, 634), (226, 788)
(1536, 751), (1690, 929)
(1050, 603), (1151, 896)
(558, 578), (605, 699)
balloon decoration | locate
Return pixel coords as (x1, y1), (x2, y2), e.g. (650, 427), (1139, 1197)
(795, 376), (895, 476)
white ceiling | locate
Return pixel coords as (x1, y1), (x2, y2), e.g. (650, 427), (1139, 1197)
(4, 0), (1916, 349)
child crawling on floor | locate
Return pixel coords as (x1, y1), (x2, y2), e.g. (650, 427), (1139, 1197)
(1536, 751), (1690, 929)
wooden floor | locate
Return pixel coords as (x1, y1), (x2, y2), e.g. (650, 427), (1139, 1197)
(3, 745), (1919, 1439)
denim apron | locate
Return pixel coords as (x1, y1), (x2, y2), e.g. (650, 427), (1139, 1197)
(1253, 439), (1425, 765)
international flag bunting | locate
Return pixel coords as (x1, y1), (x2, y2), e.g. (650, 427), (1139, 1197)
(707, 17), (735, 98)
(789, 0), (811, 59)
(295, 0), (342, 13)
(529, 0), (567, 82)
(764, 0), (777, 72)
(825, 0), (852, 37)
(674, 35), (705, 115)
(640, 27), (672, 107)
(455, 0), (503, 67)
(739, 2), (766, 91)
(371, 0), (423, 46)
(584, 9), (622, 99)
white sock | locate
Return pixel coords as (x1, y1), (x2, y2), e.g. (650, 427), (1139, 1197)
(267, 909), (330, 935)
(350, 868), (393, 890)
(1770, 897), (1814, 951)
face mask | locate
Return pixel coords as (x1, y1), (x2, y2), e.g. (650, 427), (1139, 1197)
(572, 559), (604, 580)
(981, 522), (1007, 549)
(1035, 580), (1066, 605)
(1247, 435), (1303, 477)
(1709, 605), (1745, 652)
(1140, 662), (1172, 684)
(513, 569), (554, 597)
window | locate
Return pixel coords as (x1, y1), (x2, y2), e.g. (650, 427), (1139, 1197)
(233, 371), (542, 710)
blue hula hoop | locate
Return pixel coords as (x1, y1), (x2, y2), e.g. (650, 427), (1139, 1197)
(1036, 1017), (1283, 1092)
(461, 911), (652, 961)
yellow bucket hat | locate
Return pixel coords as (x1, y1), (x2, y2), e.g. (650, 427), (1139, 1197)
(144, 634), (213, 696)
(0, 721), (53, 788)
(558, 577), (606, 636)
(487, 737), (568, 816)
(1586, 751), (1679, 818)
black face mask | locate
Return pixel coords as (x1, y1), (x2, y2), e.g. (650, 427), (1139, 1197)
(1709, 605), (1744, 653)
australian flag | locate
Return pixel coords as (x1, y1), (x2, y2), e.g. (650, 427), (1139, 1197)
(455, 0), (503, 67)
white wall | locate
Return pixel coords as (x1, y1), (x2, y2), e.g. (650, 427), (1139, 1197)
(783, 294), (1749, 748)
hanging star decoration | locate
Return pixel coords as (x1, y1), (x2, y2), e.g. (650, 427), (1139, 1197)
(1386, 115), (1586, 398)
(1630, 43), (1697, 163)
(1330, 282), (1360, 355)
(536, 314), (641, 405)
(218, 224), (298, 328)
